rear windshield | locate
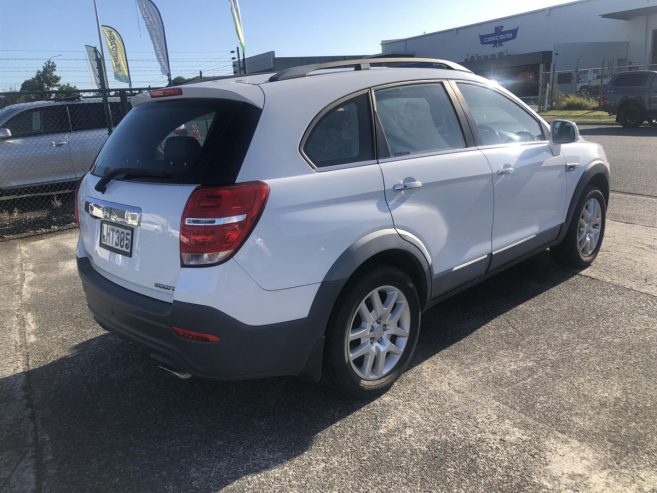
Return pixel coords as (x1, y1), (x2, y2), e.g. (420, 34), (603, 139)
(92, 98), (261, 184)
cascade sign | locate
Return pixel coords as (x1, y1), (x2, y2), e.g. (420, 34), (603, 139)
(479, 25), (519, 48)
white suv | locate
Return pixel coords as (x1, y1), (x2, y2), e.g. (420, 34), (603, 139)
(76, 58), (610, 397)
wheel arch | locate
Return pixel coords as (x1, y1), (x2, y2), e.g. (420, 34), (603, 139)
(558, 161), (610, 244)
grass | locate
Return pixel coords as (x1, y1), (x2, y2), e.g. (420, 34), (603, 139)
(538, 110), (615, 125)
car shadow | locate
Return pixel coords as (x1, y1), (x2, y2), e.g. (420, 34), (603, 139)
(579, 125), (657, 137)
(2, 251), (579, 491)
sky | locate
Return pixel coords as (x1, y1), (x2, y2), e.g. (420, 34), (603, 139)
(0, 0), (574, 91)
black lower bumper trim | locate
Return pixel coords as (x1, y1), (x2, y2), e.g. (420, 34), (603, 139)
(77, 257), (341, 380)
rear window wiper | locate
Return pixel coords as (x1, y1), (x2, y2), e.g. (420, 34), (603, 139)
(94, 168), (174, 193)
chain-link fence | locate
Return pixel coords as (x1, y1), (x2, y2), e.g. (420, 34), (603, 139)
(0, 88), (154, 240)
(539, 63), (657, 110)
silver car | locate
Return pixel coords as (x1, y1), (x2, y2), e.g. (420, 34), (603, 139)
(0, 98), (130, 193)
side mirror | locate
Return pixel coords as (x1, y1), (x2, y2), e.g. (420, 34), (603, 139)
(550, 120), (579, 144)
(0, 128), (11, 140)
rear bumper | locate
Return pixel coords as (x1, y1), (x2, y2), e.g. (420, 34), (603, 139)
(77, 256), (340, 380)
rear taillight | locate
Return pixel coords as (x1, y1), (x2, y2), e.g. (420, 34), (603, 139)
(74, 174), (85, 227)
(180, 181), (269, 266)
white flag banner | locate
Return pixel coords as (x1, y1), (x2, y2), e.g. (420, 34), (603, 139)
(137, 0), (170, 78)
(85, 45), (102, 89)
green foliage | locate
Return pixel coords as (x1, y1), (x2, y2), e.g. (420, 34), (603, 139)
(557, 94), (599, 111)
(17, 61), (80, 101)
(171, 76), (188, 85)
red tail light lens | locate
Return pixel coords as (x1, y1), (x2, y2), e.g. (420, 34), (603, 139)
(172, 326), (220, 343)
(150, 87), (183, 98)
(180, 181), (269, 266)
(74, 174), (85, 227)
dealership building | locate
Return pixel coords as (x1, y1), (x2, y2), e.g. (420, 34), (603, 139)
(381, 0), (657, 98)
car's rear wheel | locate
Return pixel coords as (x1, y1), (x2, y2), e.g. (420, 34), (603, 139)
(552, 187), (606, 268)
(324, 266), (421, 398)
(619, 104), (644, 128)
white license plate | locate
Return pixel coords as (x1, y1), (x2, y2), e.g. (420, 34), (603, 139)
(99, 221), (133, 256)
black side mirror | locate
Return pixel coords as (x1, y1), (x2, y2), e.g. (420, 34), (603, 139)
(551, 120), (579, 144)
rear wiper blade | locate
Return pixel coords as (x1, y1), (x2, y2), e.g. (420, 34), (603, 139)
(94, 168), (173, 193)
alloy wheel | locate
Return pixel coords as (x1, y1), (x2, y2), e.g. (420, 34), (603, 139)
(577, 197), (602, 257)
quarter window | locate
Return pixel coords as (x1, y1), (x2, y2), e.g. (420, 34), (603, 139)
(374, 83), (466, 157)
(5, 106), (70, 138)
(303, 93), (374, 167)
(457, 83), (545, 145)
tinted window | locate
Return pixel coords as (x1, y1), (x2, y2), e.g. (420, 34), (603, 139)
(5, 106), (69, 138)
(375, 83), (465, 157)
(92, 99), (261, 185)
(304, 93), (374, 167)
(557, 72), (573, 84)
(612, 73), (651, 87)
(68, 102), (131, 132)
(457, 83), (545, 145)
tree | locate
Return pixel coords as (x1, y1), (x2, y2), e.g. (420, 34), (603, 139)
(56, 83), (81, 98)
(18, 60), (80, 101)
(171, 76), (188, 85)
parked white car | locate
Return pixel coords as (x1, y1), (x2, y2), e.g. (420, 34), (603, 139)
(0, 98), (129, 193)
(76, 58), (610, 397)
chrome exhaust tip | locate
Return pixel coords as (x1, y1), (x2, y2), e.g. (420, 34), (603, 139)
(151, 354), (192, 380)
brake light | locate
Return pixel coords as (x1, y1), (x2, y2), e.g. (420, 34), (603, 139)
(180, 182), (269, 266)
(150, 87), (183, 98)
(74, 174), (85, 227)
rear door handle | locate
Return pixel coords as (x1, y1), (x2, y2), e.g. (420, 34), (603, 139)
(393, 180), (423, 191)
(51, 141), (68, 147)
(497, 164), (515, 175)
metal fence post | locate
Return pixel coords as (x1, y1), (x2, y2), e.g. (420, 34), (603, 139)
(95, 54), (113, 135)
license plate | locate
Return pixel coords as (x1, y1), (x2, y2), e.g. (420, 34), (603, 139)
(99, 221), (133, 256)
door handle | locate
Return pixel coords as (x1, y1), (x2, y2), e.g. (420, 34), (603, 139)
(393, 180), (423, 191)
(51, 141), (68, 147)
(497, 164), (515, 175)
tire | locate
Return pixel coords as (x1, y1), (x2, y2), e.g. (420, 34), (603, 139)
(324, 266), (421, 398)
(618, 104), (644, 128)
(552, 187), (606, 268)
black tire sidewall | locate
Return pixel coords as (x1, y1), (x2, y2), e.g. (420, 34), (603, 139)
(620, 105), (643, 128)
(324, 267), (421, 397)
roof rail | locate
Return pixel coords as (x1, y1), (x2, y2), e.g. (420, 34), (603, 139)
(268, 57), (472, 82)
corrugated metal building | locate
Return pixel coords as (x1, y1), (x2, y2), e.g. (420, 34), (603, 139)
(381, 0), (657, 98)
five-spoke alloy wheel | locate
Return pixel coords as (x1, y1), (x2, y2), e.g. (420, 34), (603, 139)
(325, 267), (420, 397)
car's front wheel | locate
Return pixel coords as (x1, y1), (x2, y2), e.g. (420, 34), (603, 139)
(324, 266), (421, 398)
(552, 187), (606, 268)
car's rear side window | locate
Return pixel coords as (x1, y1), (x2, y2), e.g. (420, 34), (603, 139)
(303, 93), (374, 167)
(5, 106), (69, 138)
(374, 83), (466, 157)
(92, 99), (261, 185)
(611, 73), (651, 87)
(69, 102), (131, 132)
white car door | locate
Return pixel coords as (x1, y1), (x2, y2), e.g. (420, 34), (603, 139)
(374, 82), (494, 296)
(455, 82), (566, 270)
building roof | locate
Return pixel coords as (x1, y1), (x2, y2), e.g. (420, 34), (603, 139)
(601, 5), (657, 20)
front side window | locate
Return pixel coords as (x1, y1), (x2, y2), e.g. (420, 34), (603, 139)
(374, 83), (465, 157)
(303, 93), (374, 167)
(5, 106), (69, 138)
(457, 83), (545, 145)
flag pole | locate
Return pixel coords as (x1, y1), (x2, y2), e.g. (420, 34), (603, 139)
(92, 0), (113, 133)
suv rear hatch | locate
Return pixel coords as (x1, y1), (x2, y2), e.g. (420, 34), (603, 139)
(78, 92), (262, 301)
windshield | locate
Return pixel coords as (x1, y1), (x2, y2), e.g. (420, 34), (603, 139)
(92, 98), (261, 185)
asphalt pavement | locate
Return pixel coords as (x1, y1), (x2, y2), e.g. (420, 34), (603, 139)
(1, 126), (657, 492)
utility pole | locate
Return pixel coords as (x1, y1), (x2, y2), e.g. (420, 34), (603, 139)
(92, 0), (113, 134)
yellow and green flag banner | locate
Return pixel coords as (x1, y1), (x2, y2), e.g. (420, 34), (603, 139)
(228, 0), (245, 50)
(101, 25), (131, 85)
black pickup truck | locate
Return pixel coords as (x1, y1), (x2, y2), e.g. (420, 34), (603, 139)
(603, 71), (657, 128)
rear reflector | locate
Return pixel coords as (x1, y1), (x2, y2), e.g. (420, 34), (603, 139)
(150, 87), (183, 98)
(180, 182), (270, 266)
(172, 326), (220, 343)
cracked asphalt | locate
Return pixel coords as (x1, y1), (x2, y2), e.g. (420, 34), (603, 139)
(1, 126), (657, 492)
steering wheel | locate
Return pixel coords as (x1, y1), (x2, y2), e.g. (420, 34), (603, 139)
(515, 131), (535, 142)
(477, 125), (501, 146)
